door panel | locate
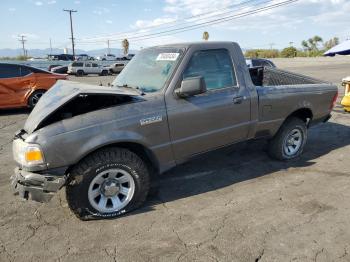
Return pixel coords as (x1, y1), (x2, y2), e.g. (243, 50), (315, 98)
(0, 64), (31, 107)
(92, 63), (100, 74)
(165, 48), (251, 161)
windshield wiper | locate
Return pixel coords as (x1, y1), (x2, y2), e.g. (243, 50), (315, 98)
(117, 84), (145, 95)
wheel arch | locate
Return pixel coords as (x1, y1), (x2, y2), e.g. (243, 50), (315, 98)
(66, 141), (160, 179)
(285, 107), (313, 126)
(26, 88), (47, 107)
(267, 107), (313, 139)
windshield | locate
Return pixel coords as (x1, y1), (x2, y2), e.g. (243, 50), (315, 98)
(112, 47), (183, 93)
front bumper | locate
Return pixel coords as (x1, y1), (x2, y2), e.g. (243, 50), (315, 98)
(11, 168), (66, 203)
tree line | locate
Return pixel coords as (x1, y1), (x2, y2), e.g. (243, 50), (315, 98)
(244, 36), (340, 58)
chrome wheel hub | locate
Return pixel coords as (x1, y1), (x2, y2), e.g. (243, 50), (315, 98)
(283, 128), (303, 156)
(101, 179), (120, 197)
(88, 168), (135, 213)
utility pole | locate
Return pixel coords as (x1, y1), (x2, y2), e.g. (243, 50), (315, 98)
(289, 41), (294, 47)
(63, 9), (77, 58)
(49, 38), (52, 55)
(18, 35), (27, 57)
(269, 43), (275, 50)
(107, 40), (110, 55)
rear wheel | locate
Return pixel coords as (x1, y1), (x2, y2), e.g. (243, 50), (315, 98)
(101, 70), (108, 76)
(28, 90), (46, 108)
(66, 148), (150, 220)
(268, 117), (307, 161)
(76, 70), (84, 76)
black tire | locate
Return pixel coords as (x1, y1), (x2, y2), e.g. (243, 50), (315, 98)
(66, 147), (150, 220)
(101, 70), (108, 76)
(28, 90), (46, 109)
(76, 70), (84, 76)
(268, 117), (307, 161)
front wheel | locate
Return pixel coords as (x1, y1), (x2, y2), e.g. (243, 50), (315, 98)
(100, 70), (108, 76)
(76, 70), (84, 76)
(28, 90), (46, 109)
(268, 117), (307, 161)
(66, 148), (150, 220)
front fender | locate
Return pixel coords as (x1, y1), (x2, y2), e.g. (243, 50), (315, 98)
(41, 127), (154, 170)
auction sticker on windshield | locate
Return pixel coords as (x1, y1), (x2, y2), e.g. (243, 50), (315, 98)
(156, 53), (180, 61)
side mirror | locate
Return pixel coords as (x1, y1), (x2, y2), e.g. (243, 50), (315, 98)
(176, 76), (207, 98)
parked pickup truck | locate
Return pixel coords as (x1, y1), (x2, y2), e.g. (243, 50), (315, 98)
(11, 42), (338, 220)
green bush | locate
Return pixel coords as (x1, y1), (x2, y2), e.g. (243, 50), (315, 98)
(244, 49), (280, 58)
(281, 47), (297, 58)
(0, 55), (30, 61)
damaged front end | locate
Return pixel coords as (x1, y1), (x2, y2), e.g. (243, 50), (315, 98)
(11, 168), (66, 202)
(12, 81), (144, 202)
(24, 80), (143, 134)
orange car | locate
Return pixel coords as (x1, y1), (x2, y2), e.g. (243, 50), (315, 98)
(0, 63), (67, 109)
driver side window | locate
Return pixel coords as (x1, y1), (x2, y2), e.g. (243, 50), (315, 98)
(183, 49), (237, 90)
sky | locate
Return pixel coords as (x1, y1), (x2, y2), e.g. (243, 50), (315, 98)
(0, 0), (349, 53)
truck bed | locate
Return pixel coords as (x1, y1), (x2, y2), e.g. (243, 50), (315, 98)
(249, 66), (327, 86)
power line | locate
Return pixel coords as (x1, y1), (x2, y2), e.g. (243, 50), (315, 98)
(79, 0), (298, 44)
(63, 9), (77, 57)
(78, 0), (265, 42)
(129, 0), (298, 42)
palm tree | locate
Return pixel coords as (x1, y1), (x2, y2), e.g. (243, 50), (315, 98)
(122, 39), (129, 55)
(202, 31), (209, 41)
(301, 40), (309, 51)
(307, 36), (323, 51)
(312, 35), (323, 50)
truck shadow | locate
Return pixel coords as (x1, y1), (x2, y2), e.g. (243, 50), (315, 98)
(0, 108), (30, 116)
(135, 121), (350, 215)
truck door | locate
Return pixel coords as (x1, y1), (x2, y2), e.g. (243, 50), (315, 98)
(165, 48), (251, 161)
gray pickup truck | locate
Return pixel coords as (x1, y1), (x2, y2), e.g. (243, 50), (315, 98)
(11, 42), (338, 220)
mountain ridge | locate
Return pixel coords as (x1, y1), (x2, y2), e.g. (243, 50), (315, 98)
(0, 48), (137, 58)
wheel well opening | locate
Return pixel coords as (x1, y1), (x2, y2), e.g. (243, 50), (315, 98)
(115, 142), (159, 174)
(27, 89), (47, 105)
(287, 108), (313, 125)
(67, 142), (160, 179)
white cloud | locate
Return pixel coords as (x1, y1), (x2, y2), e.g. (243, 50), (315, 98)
(144, 8), (152, 12)
(105, 20), (113, 24)
(93, 7), (110, 15)
(74, 0), (81, 4)
(161, 0), (349, 34)
(47, 0), (56, 4)
(8, 7), (16, 12)
(133, 17), (177, 29)
(35, 1), (43, 6)
(135, 35), (185, 49)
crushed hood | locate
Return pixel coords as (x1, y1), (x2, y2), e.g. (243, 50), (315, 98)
(24, 80), (141, 134)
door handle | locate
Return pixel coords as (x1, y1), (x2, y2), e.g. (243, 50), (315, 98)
(233, 96), (245, 104)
